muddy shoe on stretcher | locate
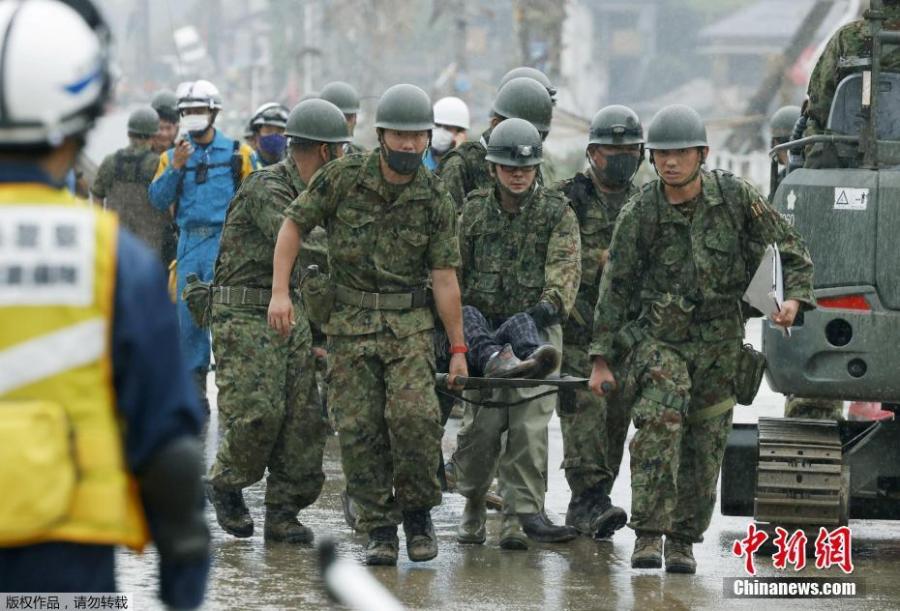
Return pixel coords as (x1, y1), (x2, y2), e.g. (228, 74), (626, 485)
(483, 343), (537, 378)
(526, 344), (561, 379)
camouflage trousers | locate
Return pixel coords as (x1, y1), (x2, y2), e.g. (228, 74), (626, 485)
(451, 324), (561, 515)
(559, 342), (632, 498)
(784, 395), (844, 420)
(327, 329), (443, 533)
(616, 334), (739, 542)
(208, 301), (326, 511)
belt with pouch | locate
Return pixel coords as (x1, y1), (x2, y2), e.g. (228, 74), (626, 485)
(212, 286), (272, 306)
(334, 284), (431, 310)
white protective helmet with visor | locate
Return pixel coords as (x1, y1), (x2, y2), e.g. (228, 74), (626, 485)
(0, 0), (113, 148)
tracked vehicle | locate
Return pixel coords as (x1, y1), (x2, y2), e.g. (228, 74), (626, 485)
(721, 0), (900, 528)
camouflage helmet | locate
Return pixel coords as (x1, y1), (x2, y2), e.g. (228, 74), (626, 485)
(150, 89), (179, 123)
(492, 77), (553, 133)
(498, 66), (557, 104)
(645, 104), (707, 150)
(127, 106), (160, 138)
(320, 81), (361, 114)
(770, 105), (801, 140)
(374, 84), (434, 131)
(485, 117), (543, 167)
(284, 99), (350, 143)
(589, 105), (644, 146)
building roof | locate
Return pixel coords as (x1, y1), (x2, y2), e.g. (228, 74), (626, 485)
(699, 0), (851, 55)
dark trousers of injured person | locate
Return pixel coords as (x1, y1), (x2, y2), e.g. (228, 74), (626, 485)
(462, 306), (544, 375)
(434, 306), (545, 376)
(450, 305), (561, 516)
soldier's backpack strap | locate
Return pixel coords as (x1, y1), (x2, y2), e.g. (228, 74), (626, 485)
(711, 169), (751, 266)
(560, 173), (593, 224)
(113, 149), (124, 181)
(637, 181), (660, 257)
(544, 187), (572, 229)
(113, 149), (150, 184)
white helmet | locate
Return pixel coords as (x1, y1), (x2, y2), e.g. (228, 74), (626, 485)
(0, 0), (113, 147)
(433, 96), (470, 131)
(176, 79), (223, 112)
(250, 102), (289, 130)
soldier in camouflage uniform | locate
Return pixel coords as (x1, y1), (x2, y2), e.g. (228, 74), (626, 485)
(437, 76), (553, 210)
(588, 105), (815, 574)
(451, 118), (580, 550)
(804, 0), (900, 168)
(92, 106), (170, 264)
(556, 106), (644, 540)
(150, 89), (180, 155)
(269, 84), (468, 566)
(320, 81), (367, 155)
(206, 99), (350, 543)
(496, 66), (561, 183)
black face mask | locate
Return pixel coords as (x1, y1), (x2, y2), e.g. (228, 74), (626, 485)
(591, 152), (640, 188)
(382, 145), (422, 175)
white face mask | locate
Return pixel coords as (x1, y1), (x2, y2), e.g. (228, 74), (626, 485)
(181, 113), (210, 135)
(431, 127), (455, 155)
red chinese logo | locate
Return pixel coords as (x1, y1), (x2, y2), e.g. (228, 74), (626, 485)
(732, 523), (769, 575)
(732, 524), (854, 575)
(814, 526), (854, 574)
(772, 526), (807, 571)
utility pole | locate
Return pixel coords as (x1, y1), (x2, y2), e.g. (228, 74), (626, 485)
(724, 1), (833, 153)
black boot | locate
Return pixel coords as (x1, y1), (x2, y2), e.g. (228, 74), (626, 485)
(402, 509), (438, 562)
(366, 525), (399, 566)
(264, 507), (314, 544)
(565, 491), (595, 536)
(589, 489), (628, 540)
(519, 512), (577, 543)
(206, 482), (253, 538)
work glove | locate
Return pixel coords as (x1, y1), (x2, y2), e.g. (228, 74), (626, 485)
(527, 301), (559, 329)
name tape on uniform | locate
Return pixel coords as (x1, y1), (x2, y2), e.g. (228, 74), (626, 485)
(0, 206), (95, 306)
(833, 187), (869, 211)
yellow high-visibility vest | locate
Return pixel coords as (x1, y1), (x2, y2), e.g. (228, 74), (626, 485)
(0, 184), (148, 550)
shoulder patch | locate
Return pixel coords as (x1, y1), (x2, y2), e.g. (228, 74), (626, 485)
(467, 186), (493, 199)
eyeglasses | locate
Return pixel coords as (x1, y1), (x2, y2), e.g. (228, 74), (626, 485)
(497, 164), (537, 174)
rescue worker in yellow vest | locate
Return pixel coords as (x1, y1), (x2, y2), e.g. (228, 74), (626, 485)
(0, 2), (209, 607)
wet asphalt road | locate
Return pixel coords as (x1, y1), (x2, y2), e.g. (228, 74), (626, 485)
(116, 320), (900, 610)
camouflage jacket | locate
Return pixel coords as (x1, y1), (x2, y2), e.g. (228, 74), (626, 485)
(92, 142), (169, 253)
(436, 129), (492, 211)
(284, 151), (460, 338)
(460, 184), (581, 320)
(214, 158), (306, 290)
(806, 8), (900, 135)
(590, 170), (815, 361)
(556, 171), (638, 345)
